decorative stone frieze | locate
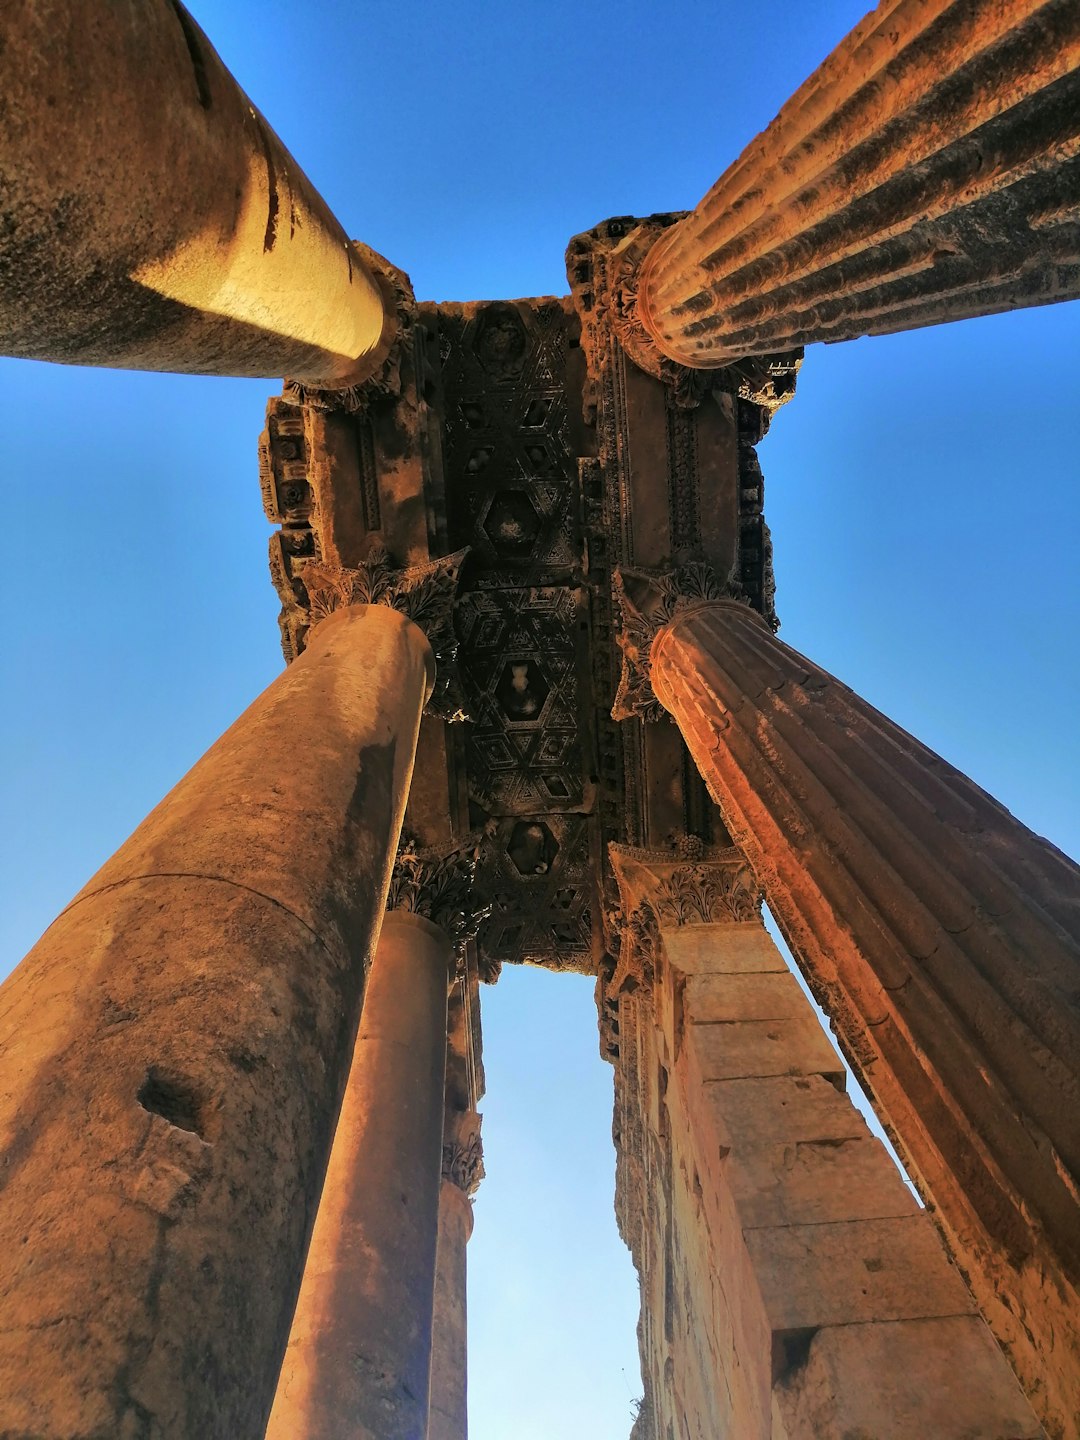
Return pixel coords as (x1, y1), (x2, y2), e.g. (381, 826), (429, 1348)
(303, 542), (470, 722)
(387, 835), (493, 953)
(441, 1109), (485, 1197)
(612, 560), (758, 722)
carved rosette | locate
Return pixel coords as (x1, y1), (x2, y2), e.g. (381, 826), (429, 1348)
(604, 843), (761, 1000)
(303, 541), (470, 722)
(441, 1109), (484, 1197)
(612, 560), (750, 722)
(387, 834), (493, 954)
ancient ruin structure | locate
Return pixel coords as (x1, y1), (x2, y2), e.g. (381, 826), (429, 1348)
(0, 1), (1078, 1437)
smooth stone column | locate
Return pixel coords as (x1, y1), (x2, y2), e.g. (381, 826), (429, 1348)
(650, 599), (1080, 1435)
(429, 1182), (474, 1440)
(268, 909), (453, 1440)
(0, 604), (432, 1439)
(635, 0), (1080, 366)
(0, 2), (395, 384)
(429, 1112), (483, 1440)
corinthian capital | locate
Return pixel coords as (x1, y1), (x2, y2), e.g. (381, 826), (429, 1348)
(612, 561), (748, 722)
(605, 843), (761, 997)
(442, 1109), (484, 1196)
(303, 540), (470, 722)
(387, 834), (493, 953)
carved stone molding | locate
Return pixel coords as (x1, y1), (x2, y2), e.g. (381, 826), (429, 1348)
(303, 541), (470, 722)
(387, 834), (493, 953)
(441, 1108), (484, 1197)
(605, 842), (761, 999)
(612, 560), (753, 723)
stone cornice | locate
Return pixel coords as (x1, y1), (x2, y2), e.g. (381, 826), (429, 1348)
(303, 541), (470, 722)
(387, 834), (493, 954)
(612, 560), (754, 723)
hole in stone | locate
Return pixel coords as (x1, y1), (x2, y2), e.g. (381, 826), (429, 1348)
(137, 1068), (207, 1139)
(495, 660), (550, 722)
(772, 1327), (818, 1385)
(507, 820), (559, 877)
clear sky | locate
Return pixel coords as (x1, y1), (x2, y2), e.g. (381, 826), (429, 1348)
(2, 4), (1077, 1437)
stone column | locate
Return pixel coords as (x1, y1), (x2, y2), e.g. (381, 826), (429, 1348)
(268, 841), (487, 1440)
(631, 0), (1080, 367)
(613, 569), (1079, 1434)
(429, 1111), (484, 1440)
(0, 599), (438, 1439)
(0, 2), (395, 385)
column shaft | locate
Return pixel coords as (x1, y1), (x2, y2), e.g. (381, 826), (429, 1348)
(0, 2), (395, 384)
(0, 604), (432, 1439)
(650, 600), (1080, 1435)
(637, 0), (1080, 366)
(428, 1177), (474, 1440)
(268, 910), (452, 1440)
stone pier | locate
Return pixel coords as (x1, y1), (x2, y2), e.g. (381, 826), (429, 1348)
(602, 846), (1044, 1440)
(0, 603), (433, 1438)
(0, 1), (395, 384)
(614, 587), (1080, 1433)
(632, 0), (1080, 365)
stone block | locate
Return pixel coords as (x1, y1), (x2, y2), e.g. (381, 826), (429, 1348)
(664, 922), (789, 976)
(686, 970), (815, 1022)
(772, 1315), (1046, 1439)
(729, 1137), (917, 1230)
(696, 1076), (867, 1151)
(746, 1214), (975, 1333)
(690, 1014), (844, 1084)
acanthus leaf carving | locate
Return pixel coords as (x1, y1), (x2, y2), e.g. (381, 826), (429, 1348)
(441, 1109), (484, 1196)
(603, 843), (762, 1011)
(612, 560), (748, 723)
(303, 540), (471, 722)
(387, 833), (494, 953)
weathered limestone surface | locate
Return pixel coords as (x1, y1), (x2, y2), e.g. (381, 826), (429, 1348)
(601, 862), (1045, 1439)
(0, 1), (395, 383)
(0, 604), (432, 1439)
(635, 0), (1080, 366)
(650, 600), (1080, 1436)
(268, 910), (452, 1440)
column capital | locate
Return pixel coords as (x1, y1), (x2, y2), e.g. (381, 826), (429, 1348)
(566, 213), (802, 415)
(605, 842), (761, 996)
(303, 541), (470, 722)
(612, 560), (766, 722)
(284, 244), (410, 413)
(441, 1108), (484, 1198)
(387, 835), (493, 956)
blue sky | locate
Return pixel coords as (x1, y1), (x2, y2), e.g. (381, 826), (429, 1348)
(2, 4), (1077, 1436)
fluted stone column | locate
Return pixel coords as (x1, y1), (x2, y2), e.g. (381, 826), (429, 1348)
(615, 577), (1079, 1434)
(634, 0), (1080, 367)
(0, 2), (395, 385)
(0, 602), (435, 1439)
(268, 841), (487, 1440)
(429, 1112), (484, 1440)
